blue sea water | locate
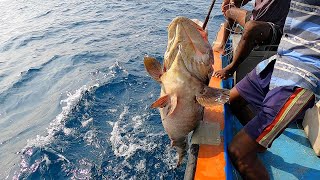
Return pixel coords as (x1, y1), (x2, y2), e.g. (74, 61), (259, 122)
(0, 0), (224, 179)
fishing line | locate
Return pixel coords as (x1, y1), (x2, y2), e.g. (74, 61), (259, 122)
(221, 0), (251, 60)
(254, 2), (273, 21)
(221, 0), (246, 57)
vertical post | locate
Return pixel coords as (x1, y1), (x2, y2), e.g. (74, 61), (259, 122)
(202, 0), (217, 30)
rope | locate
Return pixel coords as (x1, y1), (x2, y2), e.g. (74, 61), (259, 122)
(220, 0), (247, 57)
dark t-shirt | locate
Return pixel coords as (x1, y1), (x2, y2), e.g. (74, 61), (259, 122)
(252, 0), (291, 28)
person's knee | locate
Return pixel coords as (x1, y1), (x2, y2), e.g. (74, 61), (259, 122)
(225, 9), (233, 19)
(243, 21), (274, 44)
(229, 87), (243, 103)
(242, 20), (260, 39)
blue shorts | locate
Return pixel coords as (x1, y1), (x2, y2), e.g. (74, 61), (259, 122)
(235, 62), (315, 148)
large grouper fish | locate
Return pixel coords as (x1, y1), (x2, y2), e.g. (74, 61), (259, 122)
(144, 16), (229, 166)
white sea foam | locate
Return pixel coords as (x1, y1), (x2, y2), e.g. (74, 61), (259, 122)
(81, 117), (93, 127)
(162, 144), (179, 168)
(63, 127), (74, 135)
(25, 84), (98, 148)
(83, 130), (100, 149)
(109, 107), (158, 158)
(70, 158), (93, 180)
(106, 121), (114, 126)
(107, 108), (117, 113)
(136, 159), (146, 172)
(132, 115), (143, 129)
(105, 61), (128, 79)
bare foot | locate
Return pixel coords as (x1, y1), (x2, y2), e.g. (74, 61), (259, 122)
(213, 22), (229, 54)
(213, 42), (226, 54)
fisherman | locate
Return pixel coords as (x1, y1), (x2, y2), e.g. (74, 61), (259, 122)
(213, 0), (291, 79)
(227, 0), (320, 179)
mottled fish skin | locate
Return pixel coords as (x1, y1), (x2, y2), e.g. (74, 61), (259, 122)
(144, 16), (213, 166)
(164, 16), (213, 82)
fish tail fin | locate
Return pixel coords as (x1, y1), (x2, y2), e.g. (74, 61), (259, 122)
(171, 138), (187, 167)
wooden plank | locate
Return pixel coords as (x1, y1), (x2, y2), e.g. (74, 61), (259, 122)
(194, 27), (227, 179)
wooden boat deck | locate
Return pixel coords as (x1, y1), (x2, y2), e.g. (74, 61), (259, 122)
(184, 26), (320, 180)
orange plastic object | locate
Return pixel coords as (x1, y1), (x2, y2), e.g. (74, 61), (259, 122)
(194, 27), (227, 180)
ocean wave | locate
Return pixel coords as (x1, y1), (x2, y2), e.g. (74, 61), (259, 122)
(0, 55), (60, 101)
(16, 35), (46, 49)
(11, 62), (129, 178)
(14, 147), (72, 179)
(70, 51), (113, 65)
(12, 84), (99, 179)
(0, 0), (223, 177)
(68, 19), (113, 29)
(108, 107), (160, 158)
(33, 10), (53, 19)
(26, 84), (98, 148)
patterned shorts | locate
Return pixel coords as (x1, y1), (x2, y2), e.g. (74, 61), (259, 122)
(235, 62), (315, 148)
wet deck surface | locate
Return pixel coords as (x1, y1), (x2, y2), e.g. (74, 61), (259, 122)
(232, 118), (320, 179)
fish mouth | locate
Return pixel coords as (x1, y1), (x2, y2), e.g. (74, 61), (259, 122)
(164, 16), (213, 82)
(166, 16), (210, 61)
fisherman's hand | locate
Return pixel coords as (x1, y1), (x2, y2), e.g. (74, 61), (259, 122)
(213, 66), (235, 80)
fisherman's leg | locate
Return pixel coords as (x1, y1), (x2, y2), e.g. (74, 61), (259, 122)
(229, 86), (315, 179)
(228, 103), (276, 179)
(234, 20), (273, 59)
(229, 87), (255, 125)
(228, 130), (269, 179)
(213, 22), (232, 53)
(229, 62), (275, 125)
(213, 7), (248, 53)
(214, 21), (272, 79)
(225, 7), (249, 27)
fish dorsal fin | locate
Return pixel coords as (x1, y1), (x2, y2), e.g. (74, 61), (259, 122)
(196, 86), (230, 107)
(151, 95), (169, 108)
(144, 56), (163, 82)
(151, 94), (178, 116)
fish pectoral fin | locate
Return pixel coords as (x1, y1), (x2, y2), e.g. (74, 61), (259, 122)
(196, 86), (230, 107)
(151, 94), (177, 113)
(144, 56), (163, 82)
(151, 95), (169, 108)
(167, 94), (177, 116)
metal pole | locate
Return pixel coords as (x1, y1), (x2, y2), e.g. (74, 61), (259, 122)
(202, 0), (217, 30)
